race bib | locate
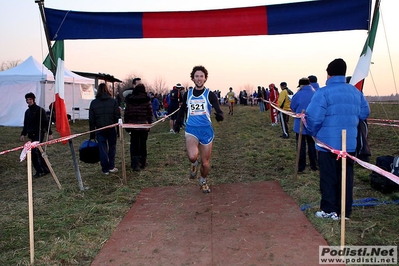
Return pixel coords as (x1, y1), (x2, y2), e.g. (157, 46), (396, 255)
(189, 99), (206, 116)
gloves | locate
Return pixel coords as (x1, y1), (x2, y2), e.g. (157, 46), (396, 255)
(215, 113), (224, 122)
(90, 132), (95, 140)
(173, 121), (181, 133)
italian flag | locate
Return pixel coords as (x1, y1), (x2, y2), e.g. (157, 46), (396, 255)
(350, 0), (380, 92)
(55, 58), (71, 140)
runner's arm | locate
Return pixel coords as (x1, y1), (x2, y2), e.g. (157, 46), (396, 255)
(209, 92), (224, 122)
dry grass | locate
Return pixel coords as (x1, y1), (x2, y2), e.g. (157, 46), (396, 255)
(0, 102), (398, 265)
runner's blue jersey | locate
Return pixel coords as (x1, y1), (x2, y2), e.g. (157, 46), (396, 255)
(186, 88), (212, 127)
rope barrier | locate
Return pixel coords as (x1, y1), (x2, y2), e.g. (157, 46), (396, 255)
(3, 108), (180, 160)
(3, 105), (399, 186)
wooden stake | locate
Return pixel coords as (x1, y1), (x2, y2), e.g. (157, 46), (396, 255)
(27, 150), (34, 265)
(340, 130), (347, 247)
(119, 119), (127, 185)
(38, 146), (61, 189)
(294, 110), (305, 180)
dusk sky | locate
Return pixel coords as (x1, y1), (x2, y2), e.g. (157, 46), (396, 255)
(1, 0), (398, 96)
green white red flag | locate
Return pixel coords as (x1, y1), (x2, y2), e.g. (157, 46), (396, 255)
(55, 58), (71, 140)
(350, 0), (380, 92)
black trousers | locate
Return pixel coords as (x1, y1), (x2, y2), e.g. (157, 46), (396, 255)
(318, 151), (355, 217)
(279, 112), (290, 137)
(295, 133), (317, 172)
(29, 132), (49, 174)
(130, 130), (148, 157)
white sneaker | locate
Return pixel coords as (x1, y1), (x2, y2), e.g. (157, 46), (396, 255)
(315, 210), (339, 220)
(169, 129), (175, 134)
(109, 168), (118, 173)
(199, 177), (211, 193)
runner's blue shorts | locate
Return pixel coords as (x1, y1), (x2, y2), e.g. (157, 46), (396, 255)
(185, 125), (214, 145)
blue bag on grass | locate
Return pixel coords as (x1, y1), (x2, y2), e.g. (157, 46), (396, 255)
(79, 139), (100, 164)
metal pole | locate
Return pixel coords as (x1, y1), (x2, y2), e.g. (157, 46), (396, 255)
(35, 0), (56, 75)
(35, 0), (84, 190)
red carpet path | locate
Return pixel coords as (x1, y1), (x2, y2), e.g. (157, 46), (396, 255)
(91, 181), (334, 266)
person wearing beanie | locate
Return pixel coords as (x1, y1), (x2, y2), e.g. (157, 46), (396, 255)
(123, 77), (142, 98)
(20, 92), (53, 178)
(308, 75), (320, 91)
(305, 58), (370, 220)
(290, 78), (317, 173)
(278, 82), (292, 138)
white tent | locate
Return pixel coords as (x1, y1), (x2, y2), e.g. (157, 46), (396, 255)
(0, 56), (95, 127)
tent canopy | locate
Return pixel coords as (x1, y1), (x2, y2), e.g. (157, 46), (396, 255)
(0, 56), (54, 82)
(0, 56), (93, 84)
(0, 56), (94, 127)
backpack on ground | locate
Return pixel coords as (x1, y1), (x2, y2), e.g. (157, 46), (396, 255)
(370, 155), (399, 193)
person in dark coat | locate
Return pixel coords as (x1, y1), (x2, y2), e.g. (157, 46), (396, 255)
(124, 84), (153, 171)
(20, 92), (53, 178)
(290, 77), (317, 172)
(89, 83), (121, 175)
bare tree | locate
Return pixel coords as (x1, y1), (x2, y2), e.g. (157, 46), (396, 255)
(1, 60), (21, 71)
(241, 84), (255, 95)
(152, 76), (168, 95)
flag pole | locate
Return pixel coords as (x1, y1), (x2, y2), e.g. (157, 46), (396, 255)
(36, 0), (85, 191)
(35, 0), (56, 74)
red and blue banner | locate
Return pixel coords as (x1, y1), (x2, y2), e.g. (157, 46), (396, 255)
(44, 0), (371, 40)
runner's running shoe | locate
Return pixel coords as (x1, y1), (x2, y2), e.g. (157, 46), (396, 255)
(199, 177), (211, 193)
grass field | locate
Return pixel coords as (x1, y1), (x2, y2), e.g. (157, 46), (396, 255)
(0, 102), (398, 265)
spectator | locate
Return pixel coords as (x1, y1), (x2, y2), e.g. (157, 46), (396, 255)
(278, 82), (292, 138)
(306, 58), (370, 220)
(124, 84), (153, 171)
(308, 75), (320, 91)
(123, 77), (142, 98)
(89, 83), (121, 175)
(20, 92), (53, 178)
(269, 84), (278, 126)
(168, 84), (182, 133)
(290, 77), (317, 172)
(151, 93), (160, 120)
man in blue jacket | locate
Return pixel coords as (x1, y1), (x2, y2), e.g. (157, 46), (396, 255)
(306, 58), (370, 220)
(290, 77), (317, 173)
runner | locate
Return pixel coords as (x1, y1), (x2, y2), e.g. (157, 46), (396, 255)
(174, 65), (224, 193)
(225, 87), (236, 115)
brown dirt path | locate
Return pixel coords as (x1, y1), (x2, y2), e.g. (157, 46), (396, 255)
(91, 181), (337, 266)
